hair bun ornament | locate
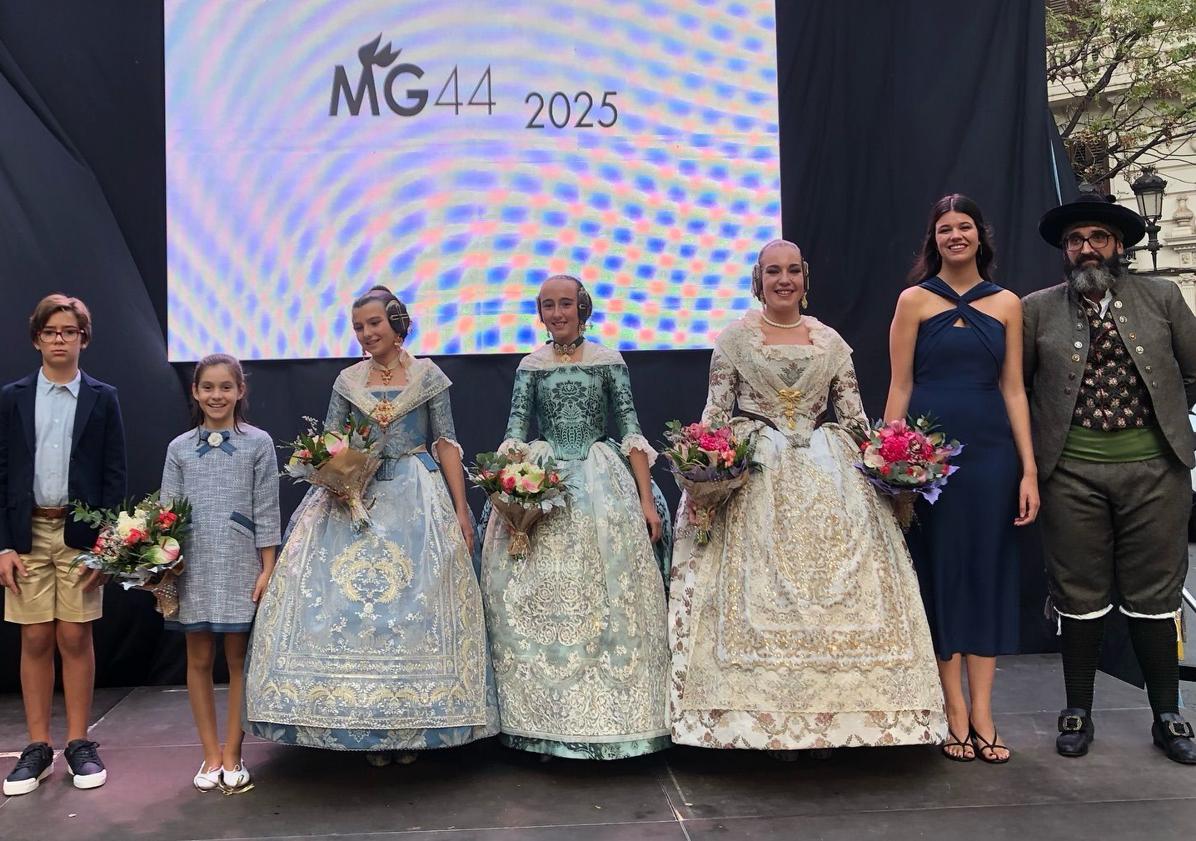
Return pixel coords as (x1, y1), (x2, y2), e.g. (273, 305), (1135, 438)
(575, 281), (594, 323)
(751, 263), (764, 300)
(385, 297), (412, 337)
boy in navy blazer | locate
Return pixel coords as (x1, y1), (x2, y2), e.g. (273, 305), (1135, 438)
(0, 295), (126, 795)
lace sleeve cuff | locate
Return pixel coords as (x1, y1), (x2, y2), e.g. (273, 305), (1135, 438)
(431, 437), (464, 463)
(620, 433), (658, 463)
(497, 438), (527, 458)
(701, 409), (732, 428)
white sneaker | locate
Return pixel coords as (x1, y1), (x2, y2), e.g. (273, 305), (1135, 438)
(192, 762), (223, 792)
(221, 762), (252, 792)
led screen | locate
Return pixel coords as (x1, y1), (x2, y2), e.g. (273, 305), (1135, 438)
(165, 0), (781, 359)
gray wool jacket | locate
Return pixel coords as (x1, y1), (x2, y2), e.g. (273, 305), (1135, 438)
(1022, 274), (1196, 480)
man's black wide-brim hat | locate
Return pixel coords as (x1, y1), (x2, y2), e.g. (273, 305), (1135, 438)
(1039, 193), (1146, 249)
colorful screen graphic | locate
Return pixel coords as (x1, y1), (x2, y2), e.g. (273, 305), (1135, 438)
(164, 1), (781, 359)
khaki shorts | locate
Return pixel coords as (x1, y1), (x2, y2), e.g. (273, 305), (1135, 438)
(4, 516), (102, 624)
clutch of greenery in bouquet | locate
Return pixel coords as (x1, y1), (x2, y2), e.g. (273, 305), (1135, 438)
(279, 416), (382, 528)
(468, 452), (568, 559)
(661, 420), (757, 545)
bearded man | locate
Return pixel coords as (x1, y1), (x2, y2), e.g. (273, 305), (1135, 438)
(1024, 192), (1196, 764)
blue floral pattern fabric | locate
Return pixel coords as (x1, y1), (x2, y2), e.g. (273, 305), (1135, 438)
(245, 358), (498, 750)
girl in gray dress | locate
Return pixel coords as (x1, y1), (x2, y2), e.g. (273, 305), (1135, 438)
(160, 353), (281, 793)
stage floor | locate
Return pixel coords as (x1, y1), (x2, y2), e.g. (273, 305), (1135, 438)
(1, 654), (1194, 840)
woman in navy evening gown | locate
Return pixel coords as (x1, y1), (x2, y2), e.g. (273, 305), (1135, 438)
(885, 194), (1039, 764)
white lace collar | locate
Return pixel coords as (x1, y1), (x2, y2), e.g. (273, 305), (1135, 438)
(332, 354), (451, 422)
(516, 341), (626, 371)
(741, 310), (845, 357)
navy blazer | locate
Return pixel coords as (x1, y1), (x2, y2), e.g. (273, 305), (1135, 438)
(0, 370), (127, 554)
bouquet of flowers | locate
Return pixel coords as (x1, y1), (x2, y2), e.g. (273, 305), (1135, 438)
(468, 451), (568, 560)
(850, 415), (963, 530)
(71, 494), (192, 618)
(662, 420), (756, 545)
(280, 416), (381, 529)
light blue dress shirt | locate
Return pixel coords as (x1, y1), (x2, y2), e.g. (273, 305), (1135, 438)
(33, 369), (80, 507)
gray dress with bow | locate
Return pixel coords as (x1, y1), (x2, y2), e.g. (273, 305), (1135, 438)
(159, 425), (282, 632)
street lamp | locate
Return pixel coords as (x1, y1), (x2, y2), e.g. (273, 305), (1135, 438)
(1131, 166), (1168, 271)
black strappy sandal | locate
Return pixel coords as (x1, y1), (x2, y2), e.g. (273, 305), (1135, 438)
(940, 729), (975, 762)
(969, 723), (1011, 764)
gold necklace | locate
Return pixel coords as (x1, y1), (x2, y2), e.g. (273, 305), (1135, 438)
(761, 312), (804, 329)
(371, 356), (402, 386)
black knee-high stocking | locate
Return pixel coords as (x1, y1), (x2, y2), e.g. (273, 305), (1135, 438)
(1127, 617), (1179, 717)
(1060, 616), (1104, 712)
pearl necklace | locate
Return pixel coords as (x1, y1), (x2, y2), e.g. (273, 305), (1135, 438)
(761, 312), (805, 329)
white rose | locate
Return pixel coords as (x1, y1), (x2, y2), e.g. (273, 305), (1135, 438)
(115, 511), (148, 539)
(115, 511), (135, 539)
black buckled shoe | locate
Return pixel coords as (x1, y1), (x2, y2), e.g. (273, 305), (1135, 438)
(1056, 708), (1094, 757)
(1152, 713), (1196, 765)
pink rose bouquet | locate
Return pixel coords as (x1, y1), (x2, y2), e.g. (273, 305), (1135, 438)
(71, 494), (193, 617)
(280, 416), (381, 529)
(662, 420), (756, 545)
(468, 451), (568, 560)
(850, 415), (962, 530)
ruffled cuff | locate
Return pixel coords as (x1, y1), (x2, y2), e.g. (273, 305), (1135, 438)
(620, 433), (658, 464)
(497, 438), (528, 458)
(431, 437), (464, 463)
(701, 410), (732, 429)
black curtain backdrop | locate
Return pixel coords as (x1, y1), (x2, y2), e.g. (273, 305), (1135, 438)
(0, 1), (1075, 691)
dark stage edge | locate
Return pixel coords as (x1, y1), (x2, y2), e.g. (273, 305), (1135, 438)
(1, 655), (1195, 840)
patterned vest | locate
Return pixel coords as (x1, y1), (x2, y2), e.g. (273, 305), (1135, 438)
(1072, 296), (1157, 431)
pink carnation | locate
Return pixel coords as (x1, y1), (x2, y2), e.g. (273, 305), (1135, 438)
(878, 435), (911, 463)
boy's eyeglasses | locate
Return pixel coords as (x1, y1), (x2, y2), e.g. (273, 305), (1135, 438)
(39, 328), (82, 343)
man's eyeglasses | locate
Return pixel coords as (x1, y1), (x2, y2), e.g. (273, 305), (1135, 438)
(1064, 231), (1113, 252)
(38, 328), (82, 343)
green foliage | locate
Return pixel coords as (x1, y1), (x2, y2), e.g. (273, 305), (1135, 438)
(1048, 0), (1196, 183)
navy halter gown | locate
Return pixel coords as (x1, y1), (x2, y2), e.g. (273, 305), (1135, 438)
(905, 277), (1020, 660)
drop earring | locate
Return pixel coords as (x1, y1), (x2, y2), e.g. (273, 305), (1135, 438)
(801, 292), (809, 310)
